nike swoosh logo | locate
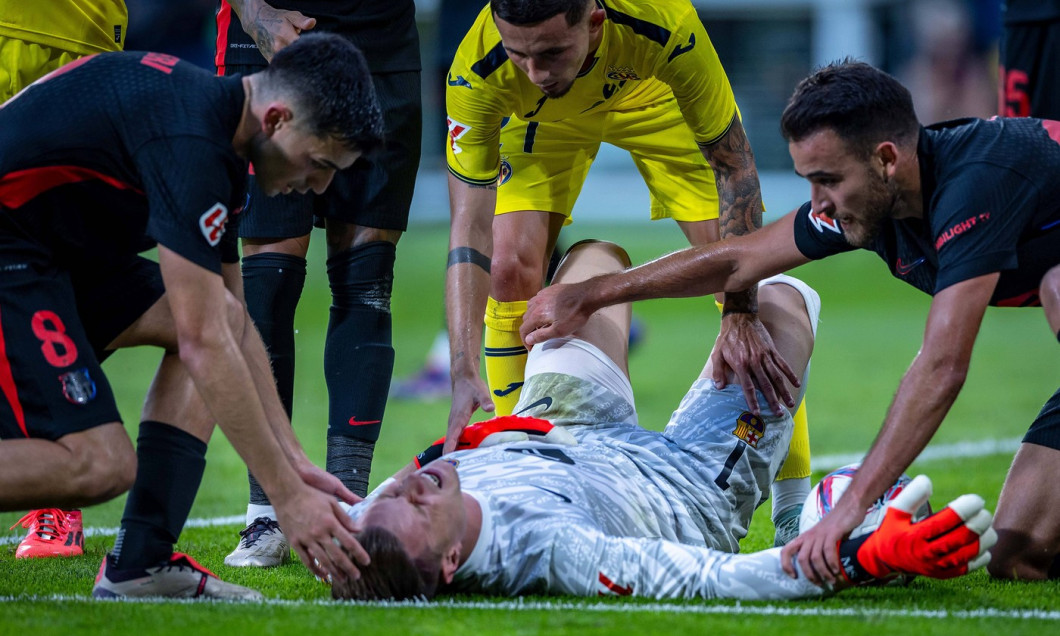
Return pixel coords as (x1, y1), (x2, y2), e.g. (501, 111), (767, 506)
(516, 396), (553, 414)
(493, 382), (523, 397)
(348, 417), (382, 426)
(895, 257), (925, 275)
(447, 73), (473, 89)
(534, 486), (572, 503)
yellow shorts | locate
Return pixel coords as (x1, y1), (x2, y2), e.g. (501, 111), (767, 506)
(0, 37), (80, 102)
(495, 95), (719, 224)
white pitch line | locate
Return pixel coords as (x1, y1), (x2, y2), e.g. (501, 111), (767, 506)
(1, 437), (1024, 546)
(810, 436), (1022, 472)
(0, 595), (1058, 621)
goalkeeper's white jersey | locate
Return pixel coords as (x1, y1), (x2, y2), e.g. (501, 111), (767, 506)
(443, 371), (820, 600)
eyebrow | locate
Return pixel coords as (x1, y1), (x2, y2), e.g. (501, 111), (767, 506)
(317, 158), (341, 170)
(503, 44), (567, 57)
(795, 169), (838, 180)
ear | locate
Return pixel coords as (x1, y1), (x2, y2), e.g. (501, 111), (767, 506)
(261, 102), (294, 136)
(439, 544), (462, 585)
(588, 7), (606, 31)
(875, 141), (900, 181)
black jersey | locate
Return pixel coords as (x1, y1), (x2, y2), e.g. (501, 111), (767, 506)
(793, 117), (1060, 307)
(214, 0), (419, 73)
(1004, 0), (1060, 24)
(0, 51), (247, 274)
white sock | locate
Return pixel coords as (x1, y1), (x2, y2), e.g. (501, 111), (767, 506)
(246, 503), (276, 526)
(771, 476), (810, 522)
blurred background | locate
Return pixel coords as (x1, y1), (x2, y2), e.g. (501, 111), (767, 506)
(125, 0), (1002, 223)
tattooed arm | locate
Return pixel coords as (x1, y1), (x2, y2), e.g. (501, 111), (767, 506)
(696, 115), (799, 415)
(443, 173), (498, 453)
(227, 0), (317, 62)
(698, 115), (762, 312)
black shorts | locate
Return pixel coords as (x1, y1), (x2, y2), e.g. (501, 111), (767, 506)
(1024, 387), (1060, 451)
(1000, 20), (1060, 118)
(0, 241), (163, 441)
(225, 65), (422, 239)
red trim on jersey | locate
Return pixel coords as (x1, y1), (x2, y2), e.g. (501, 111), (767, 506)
(215, 1), (233, 71)
(0, 306), (29, 438)
(597, 572), (633, 596)
(0, 166), (143, 209)
(996, 289), (1041, 307)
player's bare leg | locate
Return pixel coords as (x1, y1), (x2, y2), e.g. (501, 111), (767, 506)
(0, 423), (134, 511)
(548, 240), (633, 373)
(989, 443), (1060, 579)
(486, 210), (566, 414)
(989, 265), (1060, 579)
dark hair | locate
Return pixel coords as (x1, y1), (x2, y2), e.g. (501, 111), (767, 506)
(780, 60), (920, 158)
(331, 526), (442, 601)
(261, 32), (384, 154)
(490, 0), (591, 26)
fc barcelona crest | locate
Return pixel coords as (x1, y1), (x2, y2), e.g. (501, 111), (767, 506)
(731, 411), (765, 448)
(59, 368), (97, 405)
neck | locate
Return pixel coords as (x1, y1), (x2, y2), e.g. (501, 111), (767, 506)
(581, 18), (604, 70)
(892, 151), (924, 220)
(231, 75), (259, 158)
(457, 492), (482, 566)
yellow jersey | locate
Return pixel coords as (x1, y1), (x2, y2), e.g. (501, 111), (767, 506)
(446, 0), (737, 185)
(0, 0), (127, 56)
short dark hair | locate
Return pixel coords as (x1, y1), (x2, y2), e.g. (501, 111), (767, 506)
(490, 0), (592, 26)
(331, 526), (442, 601)
(261, 32), (384, 154)
(780, 60), (920, 158)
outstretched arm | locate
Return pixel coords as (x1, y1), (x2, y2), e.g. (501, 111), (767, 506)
(539, 474), (992, 600)
(522, 210), (809, 345)
(159, 247), (366, 583)
(444, 174), (498, 453)
(700, 117), (801, 414)
(782, 272), (999, 584)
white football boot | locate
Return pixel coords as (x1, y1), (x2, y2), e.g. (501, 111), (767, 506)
(224, 516), (290, 567)
(92, 552), (263, 600)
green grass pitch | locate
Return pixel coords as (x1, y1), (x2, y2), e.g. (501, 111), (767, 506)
(2, 222), (1058, 634)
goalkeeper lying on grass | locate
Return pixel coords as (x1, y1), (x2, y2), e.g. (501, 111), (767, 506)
(334, 241), (995, 600)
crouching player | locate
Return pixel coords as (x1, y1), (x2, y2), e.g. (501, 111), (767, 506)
(332, 240), (995, 600)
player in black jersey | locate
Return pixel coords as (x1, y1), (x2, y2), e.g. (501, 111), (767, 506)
(0, 33), (383, 598)
(215, 0), (421, 567)
(520, 60), (1060, 585)
(1000, 0), (1060, 119)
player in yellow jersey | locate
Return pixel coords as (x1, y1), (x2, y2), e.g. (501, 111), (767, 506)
(1, 0), (126, 558)
(0, 0), (126, 101)
(442, 0), (812, 546)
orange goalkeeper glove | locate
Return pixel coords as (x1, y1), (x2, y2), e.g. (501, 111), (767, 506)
(413, 415), (576, 468)
(837, 475), (997, 584)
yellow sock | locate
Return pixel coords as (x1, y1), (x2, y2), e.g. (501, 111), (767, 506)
(484, 297), (529, 416)
(778, 398), (811, 480)
(713, 298), (812, 480)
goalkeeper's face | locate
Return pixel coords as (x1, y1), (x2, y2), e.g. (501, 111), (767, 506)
(360, 461), (466, 567)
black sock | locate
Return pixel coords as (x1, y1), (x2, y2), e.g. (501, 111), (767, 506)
(324, 242), (396, 494)
(241, 252), (306, 506)
(326, 436), (375, 498)
(112, 421), (207, 570)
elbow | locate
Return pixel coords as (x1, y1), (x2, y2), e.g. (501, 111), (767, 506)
(921, 354), (970, 401)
